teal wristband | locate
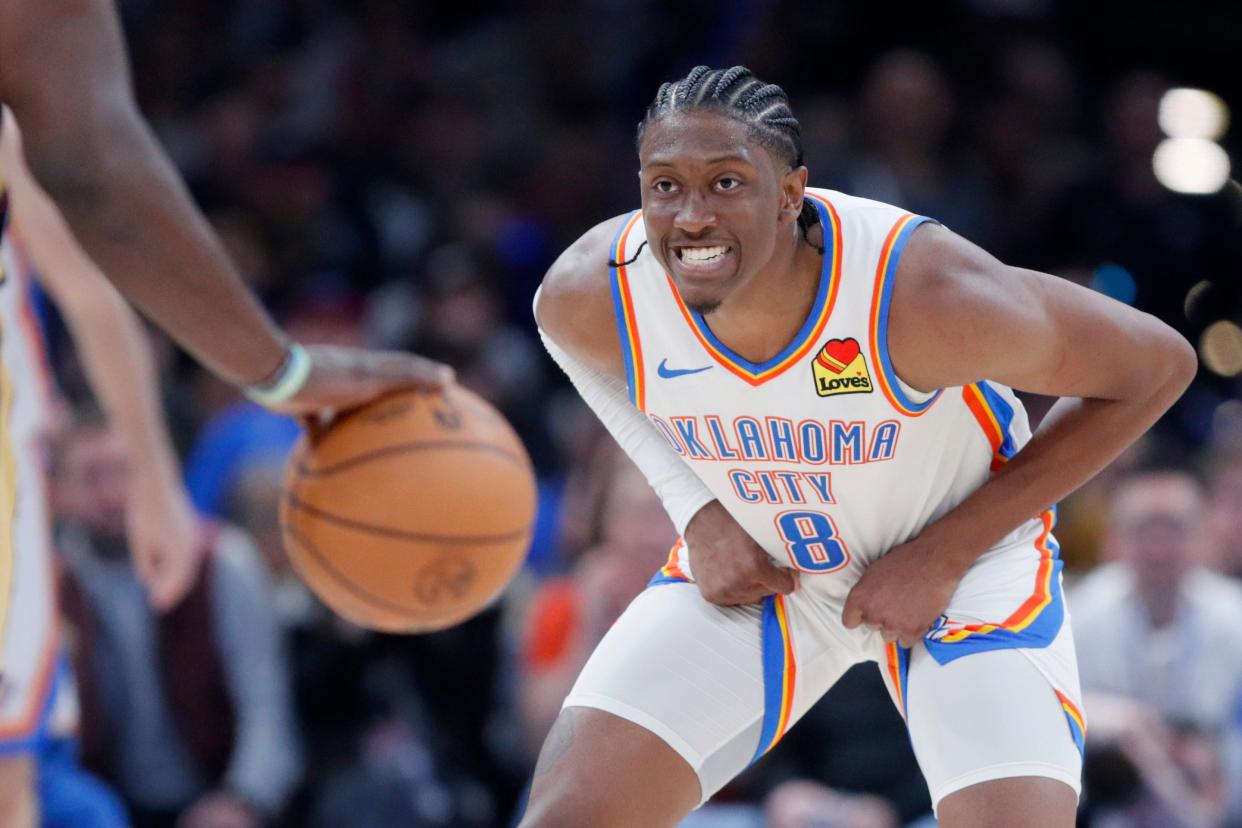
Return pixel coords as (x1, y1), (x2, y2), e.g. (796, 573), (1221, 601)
(244, 343), (312, 407)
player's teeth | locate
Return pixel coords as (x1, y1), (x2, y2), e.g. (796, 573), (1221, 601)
(681, 246), (728, 262)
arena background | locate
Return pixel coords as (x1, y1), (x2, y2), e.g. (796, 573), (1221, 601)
(29, 0), (1242, 826)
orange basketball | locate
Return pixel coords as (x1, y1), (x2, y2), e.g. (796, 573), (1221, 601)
(280, 386), (537, 633)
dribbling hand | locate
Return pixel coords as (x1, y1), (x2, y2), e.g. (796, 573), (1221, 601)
(268, 344), (455, 418)
(685, 500), (799, 605)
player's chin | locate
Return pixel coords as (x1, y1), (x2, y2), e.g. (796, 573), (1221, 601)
(677, 279), (734, 316)
(671, 257), (739, 312)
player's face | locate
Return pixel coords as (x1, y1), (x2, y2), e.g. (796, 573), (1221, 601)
(638, 111), (804, 315)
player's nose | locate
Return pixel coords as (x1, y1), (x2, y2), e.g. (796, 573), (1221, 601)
(672, 191), (716, 235)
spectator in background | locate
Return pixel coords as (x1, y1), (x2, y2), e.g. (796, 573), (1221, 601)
(844, 50), (992, 242)
(763, 780), (900, 828)
(517, 444), (677, 766)
(53, 412), (302, 828)
(1206, 447), (1242, 580)
(1072, 470), (1242, 826)
(1037, 72), (1242, 446)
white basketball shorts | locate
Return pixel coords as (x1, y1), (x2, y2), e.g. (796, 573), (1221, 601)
(564, 534), (1085, 813)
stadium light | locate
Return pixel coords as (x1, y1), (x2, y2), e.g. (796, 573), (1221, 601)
(1153, 138), (1231, 194)
(1159, 88), (1229, 140)
(1199, 320), (1242, 377)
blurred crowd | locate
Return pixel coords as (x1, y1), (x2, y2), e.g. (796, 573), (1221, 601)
(23, 0), (1242, 826)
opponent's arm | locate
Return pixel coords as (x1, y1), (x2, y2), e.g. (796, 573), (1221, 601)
(843, 223), (1196, 644)
(537, 217), (796, 604)
(0, 0), (447, 411)
(0, 110), (198, 609)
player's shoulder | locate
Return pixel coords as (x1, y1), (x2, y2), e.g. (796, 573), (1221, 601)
(539, 213), (632, 306)
(535, 212), (636, 377)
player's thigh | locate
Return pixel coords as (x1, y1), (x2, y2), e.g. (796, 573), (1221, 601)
(525, 583), (852, 825)
(903, 645), (1083, 822)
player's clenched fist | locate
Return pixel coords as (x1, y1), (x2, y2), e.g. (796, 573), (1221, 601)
(685, 501), (799, 606)
(841, 534), (965, 647)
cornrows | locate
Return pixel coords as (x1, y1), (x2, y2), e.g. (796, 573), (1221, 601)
(636, 65), (821, 254)
(638, 65), (804, 168)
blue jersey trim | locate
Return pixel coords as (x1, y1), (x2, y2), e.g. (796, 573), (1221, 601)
(608, 210), (643, 407)
(874, 215), (940, 413)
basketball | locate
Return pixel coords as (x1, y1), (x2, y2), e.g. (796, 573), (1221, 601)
(280, 386), (537, 633)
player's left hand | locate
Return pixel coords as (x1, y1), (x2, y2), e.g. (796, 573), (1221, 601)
(841, 536), (965, 648)
(127, 471), (203, 611)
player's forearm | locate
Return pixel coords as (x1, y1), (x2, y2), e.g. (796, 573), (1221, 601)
(926, 349), (1195, 572)
(539, 328), (715, 534)
(20, 110), (289, 387)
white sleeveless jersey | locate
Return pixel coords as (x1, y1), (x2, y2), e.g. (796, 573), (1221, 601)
(611, 187), (1065, 659)
(0, 231), (55, 446)
(0, 179), (63, 734)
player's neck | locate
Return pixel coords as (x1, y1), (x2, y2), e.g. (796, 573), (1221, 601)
(703, 226), (822, 365)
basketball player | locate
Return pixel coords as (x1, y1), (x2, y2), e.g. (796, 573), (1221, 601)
(0, 108), (204, 826)
(0, 1), (444, 824)
(531, 67), (1197, 827)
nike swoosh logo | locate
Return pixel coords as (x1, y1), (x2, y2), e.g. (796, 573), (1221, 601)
(657, 359), (712, 379)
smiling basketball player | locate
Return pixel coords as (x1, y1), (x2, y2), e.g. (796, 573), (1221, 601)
(531, 66), (1196, 827)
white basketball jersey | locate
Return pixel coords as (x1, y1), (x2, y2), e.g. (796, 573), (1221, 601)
(611, 187), (1048, 609)
(0, 185), (63, 730)
(0, 233), (55, 445)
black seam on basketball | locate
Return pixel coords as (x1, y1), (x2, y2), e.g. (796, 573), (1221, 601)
(296, 440), (529, 477)
(281, 522), (427, 618)
(284, 493), (530, 544)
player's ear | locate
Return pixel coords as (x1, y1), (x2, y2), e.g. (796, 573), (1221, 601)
(779, 165), (809, 224)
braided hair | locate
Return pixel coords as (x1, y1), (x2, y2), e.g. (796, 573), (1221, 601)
(636, 66), (821, 255)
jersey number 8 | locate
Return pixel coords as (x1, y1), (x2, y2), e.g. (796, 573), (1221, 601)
(775, 510), (851, 573)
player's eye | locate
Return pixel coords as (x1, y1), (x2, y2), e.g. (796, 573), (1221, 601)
(652, 179), (678, 194)
(715, 176), (741, 192)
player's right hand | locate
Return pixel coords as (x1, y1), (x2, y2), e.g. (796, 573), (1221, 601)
(273, 344), (454, 417)
(685, 500), (799, 605)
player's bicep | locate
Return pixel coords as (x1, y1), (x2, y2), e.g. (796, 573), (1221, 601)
(891, 225), (1186, 400)
(971, 268), (1156, 398)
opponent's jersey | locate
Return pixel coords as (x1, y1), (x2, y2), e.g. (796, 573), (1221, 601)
(0, 230), (55, 446)
(610, 187), (1047, 607)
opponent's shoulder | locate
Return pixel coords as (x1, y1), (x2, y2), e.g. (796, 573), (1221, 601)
(535, 213), (634, 377)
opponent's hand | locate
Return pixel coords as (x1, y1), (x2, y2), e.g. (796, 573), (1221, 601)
(841, 535), (964, 647)
(127, 471), (202, 611)
(271, 344), (454, 417)
(685, 500), (799, 605)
